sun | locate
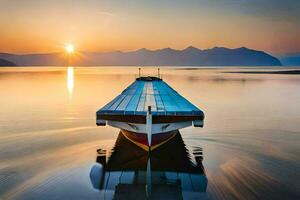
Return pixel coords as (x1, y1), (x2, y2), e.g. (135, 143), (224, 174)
(65, 44), (74, 54)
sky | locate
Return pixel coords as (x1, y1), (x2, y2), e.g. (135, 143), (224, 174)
(0, 0), (299, 55)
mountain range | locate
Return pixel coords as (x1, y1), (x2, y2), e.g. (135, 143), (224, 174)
(0, 58), (16, 66)
(279, 53), (300, 66)
(0, 46), (282, 66)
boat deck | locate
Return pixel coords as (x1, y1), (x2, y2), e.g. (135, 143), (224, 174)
(97, 77), (204, 124)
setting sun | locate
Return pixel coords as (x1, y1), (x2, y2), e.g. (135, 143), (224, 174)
(65, 44), (74, 54)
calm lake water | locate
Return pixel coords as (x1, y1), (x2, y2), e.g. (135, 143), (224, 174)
(0, 67), (299, 200)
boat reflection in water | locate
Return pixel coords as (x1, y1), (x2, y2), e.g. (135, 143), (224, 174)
(90, 131), (207, 199)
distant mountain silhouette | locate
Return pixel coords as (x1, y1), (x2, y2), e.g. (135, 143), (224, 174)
(0, 58), (16, 66)
(0, 52), (65, 66)
(0, 46), (282, 66)
(280, 54), (300, 66)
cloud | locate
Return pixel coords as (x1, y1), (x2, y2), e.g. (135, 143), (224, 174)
(98, 11), (115, 17)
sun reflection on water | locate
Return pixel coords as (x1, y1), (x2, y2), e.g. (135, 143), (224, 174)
(67, 66), (74, 97)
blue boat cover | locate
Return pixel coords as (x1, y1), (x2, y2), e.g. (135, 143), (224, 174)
(97, 77), (203, 117)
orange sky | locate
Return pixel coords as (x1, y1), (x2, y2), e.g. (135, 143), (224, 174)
(0, 0), (299, 55)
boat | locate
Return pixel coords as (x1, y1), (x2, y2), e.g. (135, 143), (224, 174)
(90, 131), (207, 199)
(96, 71), (204, 151)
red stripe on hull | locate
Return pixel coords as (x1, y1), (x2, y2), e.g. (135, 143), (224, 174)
(121, 129), (178, 150)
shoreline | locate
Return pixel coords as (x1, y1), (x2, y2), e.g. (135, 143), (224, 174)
(224, 70), (300, 75)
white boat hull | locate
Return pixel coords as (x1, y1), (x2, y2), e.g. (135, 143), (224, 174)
(105, 120), (193, 134)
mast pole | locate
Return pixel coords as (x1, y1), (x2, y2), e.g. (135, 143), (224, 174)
(139, 67), (141, 78)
